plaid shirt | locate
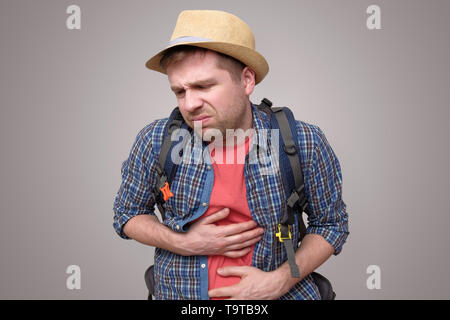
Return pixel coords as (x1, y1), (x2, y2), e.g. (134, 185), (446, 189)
(113, 103), (349, 300)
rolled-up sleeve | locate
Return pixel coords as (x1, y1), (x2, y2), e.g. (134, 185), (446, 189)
(113, 122), (158, 239)
(304, 125), (349, 254)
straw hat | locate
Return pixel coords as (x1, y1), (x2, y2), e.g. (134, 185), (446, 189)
(145, 10), (269, 84)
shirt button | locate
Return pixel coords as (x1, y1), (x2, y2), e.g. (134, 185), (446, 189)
(206, 165), (211, 170)
(201, 264), (206, 269)
(176, 225), (180, 230)
(202, 202), (207, 207)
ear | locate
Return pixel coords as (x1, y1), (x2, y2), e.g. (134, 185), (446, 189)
(242, 66), (256, 96)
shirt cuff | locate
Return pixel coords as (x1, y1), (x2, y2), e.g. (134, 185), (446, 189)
(113, 209), (156, 240)
(306, 222), (349, 255)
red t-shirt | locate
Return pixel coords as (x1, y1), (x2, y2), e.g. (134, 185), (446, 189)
(203, 133), (254, 298)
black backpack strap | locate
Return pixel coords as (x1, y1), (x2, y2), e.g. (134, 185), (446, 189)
(153, 107), (189, 221)
(257, 98), (336, 299)
(271, 107), (308, 239)
(257, 98), (309, 278)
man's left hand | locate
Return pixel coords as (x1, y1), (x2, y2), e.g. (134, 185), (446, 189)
(207, 266), (287, 300)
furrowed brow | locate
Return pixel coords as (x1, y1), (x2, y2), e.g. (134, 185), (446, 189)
(170, 78), (216, 92)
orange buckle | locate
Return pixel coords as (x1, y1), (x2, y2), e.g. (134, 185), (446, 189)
(160, 182), (174, 201)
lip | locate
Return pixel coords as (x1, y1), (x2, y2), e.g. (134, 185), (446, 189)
(192, 115), (211, 122)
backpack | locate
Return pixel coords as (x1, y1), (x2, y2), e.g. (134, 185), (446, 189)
(145, 98), (336, 300)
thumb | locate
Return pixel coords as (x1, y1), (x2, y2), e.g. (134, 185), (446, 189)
(200, 207), (230, 225)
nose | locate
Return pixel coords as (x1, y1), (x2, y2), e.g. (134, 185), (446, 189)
(182, 89), (202, 113)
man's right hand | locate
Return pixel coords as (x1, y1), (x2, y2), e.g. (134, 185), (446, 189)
(123, 208), (263, 258)
(179, 208), (264, 258)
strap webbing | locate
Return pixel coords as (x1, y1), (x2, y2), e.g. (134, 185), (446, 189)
(261, 100), (309, 278)
(280, 225), (301, 278)
(272, 107), (308, 241)
(158, 108), (184, 173)
(272, 108), (303, 189)
(155, 107), (187, 221)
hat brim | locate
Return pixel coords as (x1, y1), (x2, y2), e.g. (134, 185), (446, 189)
(145, 41), (269, 85)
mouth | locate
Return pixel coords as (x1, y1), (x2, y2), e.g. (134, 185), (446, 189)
(191, 115), (211, 123)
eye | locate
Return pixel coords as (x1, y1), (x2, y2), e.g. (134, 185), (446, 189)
(198, 84), (212, 90)
(175, 90), (185, 97)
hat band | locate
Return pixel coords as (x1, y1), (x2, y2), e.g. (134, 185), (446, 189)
(169, 36), (213, 46)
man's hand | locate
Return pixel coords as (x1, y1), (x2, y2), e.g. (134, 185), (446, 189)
(208, 266), (284, 300)
(208, 234), (335, 300)
(123, 208), (263, 258)
(180, 208), (264, 258)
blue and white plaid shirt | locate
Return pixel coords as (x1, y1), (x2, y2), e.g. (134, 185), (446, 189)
(113, 103), (349, 300)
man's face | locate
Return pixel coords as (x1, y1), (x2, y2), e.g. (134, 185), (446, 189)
(166, 50), (254, 141)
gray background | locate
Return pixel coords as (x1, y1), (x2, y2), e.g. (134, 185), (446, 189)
(1, 0), (449, 299)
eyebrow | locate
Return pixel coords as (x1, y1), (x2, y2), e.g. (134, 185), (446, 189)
(170, 78), (216, 92)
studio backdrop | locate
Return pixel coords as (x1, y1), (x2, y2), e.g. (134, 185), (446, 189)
(1, 0), (449, 299)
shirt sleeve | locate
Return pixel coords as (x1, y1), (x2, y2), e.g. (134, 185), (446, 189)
(304, 125), (349, 255)
(113, 123), (159, 239)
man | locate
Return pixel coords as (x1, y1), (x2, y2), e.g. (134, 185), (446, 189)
(113, 10), (349, 300)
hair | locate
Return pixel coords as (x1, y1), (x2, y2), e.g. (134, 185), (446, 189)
(159, 45), (246, 83)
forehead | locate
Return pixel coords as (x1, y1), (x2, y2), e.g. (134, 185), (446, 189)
(166, 50), (229, 87)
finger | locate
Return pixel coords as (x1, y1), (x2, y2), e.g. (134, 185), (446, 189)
(217, 266), (252, 278)
(222, 247), (252, 258)
(219, 220), (259, 237)
(199, 207), (230, 225)
(225, 236), (262, 252)
(208, 284), (238, 299)
(224, 227), (264, 246)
